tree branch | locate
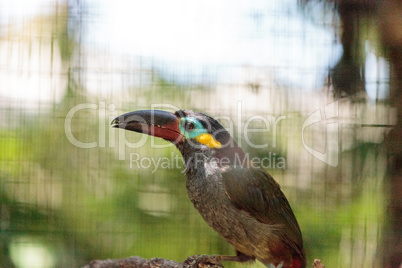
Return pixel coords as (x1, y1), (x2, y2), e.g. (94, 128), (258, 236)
(83, 256), (326, 268)
(82, 255), (223, 268)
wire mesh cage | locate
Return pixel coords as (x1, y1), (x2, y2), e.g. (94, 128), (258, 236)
(0, 0), (399, 267)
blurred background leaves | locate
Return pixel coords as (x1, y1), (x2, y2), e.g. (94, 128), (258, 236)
(0, 0), (400, 267)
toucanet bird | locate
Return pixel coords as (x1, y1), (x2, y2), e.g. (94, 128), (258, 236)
(111, 109), (306, 268)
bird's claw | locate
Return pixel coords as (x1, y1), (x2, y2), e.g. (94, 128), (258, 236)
(184, 255), (224, 268)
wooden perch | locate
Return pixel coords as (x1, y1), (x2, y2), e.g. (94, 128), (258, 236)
(83, 256), (184, 268)
(83, 255), (223, 268)
(83, 256), (326, 268)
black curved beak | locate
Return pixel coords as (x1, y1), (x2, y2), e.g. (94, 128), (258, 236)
(111, 110), (183, 143)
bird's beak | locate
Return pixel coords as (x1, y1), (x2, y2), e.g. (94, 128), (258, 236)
(111, 110), (183, 143)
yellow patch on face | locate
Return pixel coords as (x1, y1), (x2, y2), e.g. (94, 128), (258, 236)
(195, 133), (222, 148)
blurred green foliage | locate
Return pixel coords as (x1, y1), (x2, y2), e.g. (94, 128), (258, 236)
(0, 2), (388, 268)
(0, 83), (386, 268)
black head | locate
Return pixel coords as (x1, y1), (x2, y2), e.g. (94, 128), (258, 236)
(112, 109), (246, 166)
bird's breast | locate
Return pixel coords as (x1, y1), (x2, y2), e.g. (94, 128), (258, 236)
(183, 159), (301, 267)
(185, 165), (255, 254)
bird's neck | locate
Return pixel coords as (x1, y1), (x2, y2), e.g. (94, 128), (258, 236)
(177, 142), (248, 194)
(177, 140), (247, 170)
(178, 143), (218, 177)
(178, 144), (223, 209)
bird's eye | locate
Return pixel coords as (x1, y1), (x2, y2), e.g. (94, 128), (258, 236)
(184, 121), (195, 131)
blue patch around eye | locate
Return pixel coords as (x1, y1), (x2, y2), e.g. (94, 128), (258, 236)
(179, 117), (206, 139)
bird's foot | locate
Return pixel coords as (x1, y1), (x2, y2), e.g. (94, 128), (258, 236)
(184, 255), (224, 268)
